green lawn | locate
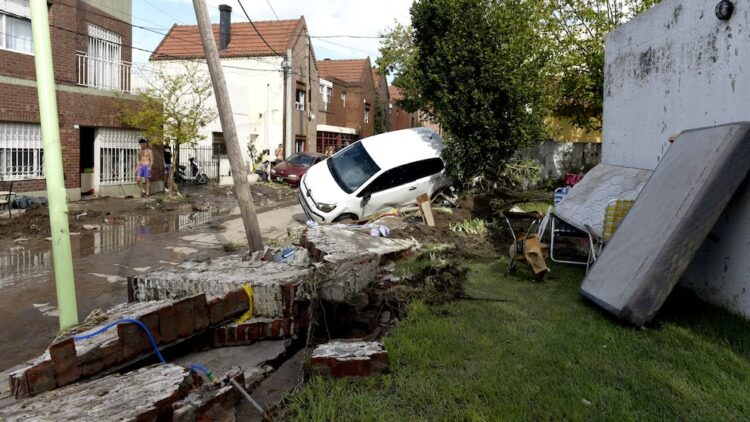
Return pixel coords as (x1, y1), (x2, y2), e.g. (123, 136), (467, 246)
(284, 257), (750, 421)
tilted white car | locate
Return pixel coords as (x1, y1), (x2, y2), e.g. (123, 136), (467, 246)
(299, 128), (449, 223)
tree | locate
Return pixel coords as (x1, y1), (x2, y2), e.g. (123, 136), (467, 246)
(547, 0), (661, 131)
(120, 63), (217, 195)
(377, 22), (424, 113)
(408, 0), (553, 185)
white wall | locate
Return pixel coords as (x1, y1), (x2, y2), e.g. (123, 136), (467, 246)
(604, 0), (750, 318)
(150, 57), (285, 172)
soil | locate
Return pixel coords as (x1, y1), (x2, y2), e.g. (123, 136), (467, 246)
(0, 182), (298, 243)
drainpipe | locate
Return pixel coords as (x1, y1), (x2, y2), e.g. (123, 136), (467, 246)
(30, 0), (79, 329)
(284, 49), (293, 157)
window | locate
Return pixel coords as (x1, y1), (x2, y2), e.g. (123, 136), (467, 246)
(341, 92), (346, 108)
(364, 106), (370, 124)
(295, 135), (306, 153)
(0, 123), (44, 181)
(327, 142), (380, 194)
(287, 153), (314, 166)
(295, 89), (305, 111)
(212, 132), (227, 157)
(97, 128), (141, 185)
(361, 158), (444, 195)
(319, 83), (332, 111)
(87, 24), (123, 91)
(0, 1), (33, 55)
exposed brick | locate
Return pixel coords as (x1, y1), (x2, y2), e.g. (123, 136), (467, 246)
(117, 322), (149, 361)
(139, 310), (161, 345)
(49, 338), (81, 387)
(158, 305), (179, 344)
(207, 297), (226, 325)
(173, 297), (195, 338)
(191, 294), (210, 331)
(25, 360), (57, 396)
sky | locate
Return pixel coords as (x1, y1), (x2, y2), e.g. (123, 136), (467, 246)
(130, 0), (413, 65)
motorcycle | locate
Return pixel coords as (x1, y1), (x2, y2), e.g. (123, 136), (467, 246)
(174, 157), (209, 184)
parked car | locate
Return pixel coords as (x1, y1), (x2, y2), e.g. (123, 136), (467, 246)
(270, 152), (327, 186)
(299, 128), (449, 223)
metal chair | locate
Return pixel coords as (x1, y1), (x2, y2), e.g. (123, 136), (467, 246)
(503, 210), (544, 275)
(548, 187), (591, 266)
(0, 178), (14, 219)
(584, 199), (634, 271)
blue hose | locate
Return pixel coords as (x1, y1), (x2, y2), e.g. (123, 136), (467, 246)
(190, 363), (219, 383)
(72, 318), (166, 364)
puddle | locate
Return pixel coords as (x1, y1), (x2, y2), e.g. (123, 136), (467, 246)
(0, 208), (234, 289)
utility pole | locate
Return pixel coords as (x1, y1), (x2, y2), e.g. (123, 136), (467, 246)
(192, 0), (264, 252)
(284, 49), (293, 157)
(30, 0), (78, 329)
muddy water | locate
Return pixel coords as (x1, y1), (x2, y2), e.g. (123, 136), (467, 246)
(0, 208), (235, 371)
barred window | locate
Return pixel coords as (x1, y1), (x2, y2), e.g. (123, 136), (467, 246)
(97, 128), (141, 185)
(0, 122), (44, 181)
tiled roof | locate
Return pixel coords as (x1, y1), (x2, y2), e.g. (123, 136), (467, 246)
(151, 19), (302, 60)
(317, 59), (369, 85)
(389, 86), (404, 101)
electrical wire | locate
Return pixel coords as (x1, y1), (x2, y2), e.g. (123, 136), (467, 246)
(264, 0), (280, 21)
(236, 0), (282, 57)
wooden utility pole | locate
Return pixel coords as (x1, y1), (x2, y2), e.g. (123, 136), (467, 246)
(192, 0), (264, 252)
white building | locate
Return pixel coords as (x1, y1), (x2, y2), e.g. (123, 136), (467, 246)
(149, 6), (320, 178)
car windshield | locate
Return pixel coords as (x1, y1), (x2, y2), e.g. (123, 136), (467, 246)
(286, 154), (315, 167)
(327, 142), (380, 194)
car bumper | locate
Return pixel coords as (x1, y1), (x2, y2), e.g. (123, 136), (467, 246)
(298, 187), (326, 222)
(272, 174), (301, 186)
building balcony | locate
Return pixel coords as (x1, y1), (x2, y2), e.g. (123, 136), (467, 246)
(76, 51), (132, 94)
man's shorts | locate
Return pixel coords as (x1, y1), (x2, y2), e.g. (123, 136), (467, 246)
(164, 164), (172, 175)
(136, 165), (152, 179)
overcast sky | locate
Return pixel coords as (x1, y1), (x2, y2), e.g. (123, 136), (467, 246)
(131, 0), (413, 64)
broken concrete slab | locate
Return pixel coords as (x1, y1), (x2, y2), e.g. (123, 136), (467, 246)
(240, 349), (307, 421)
(581, 123), (750, 325)
(302, 225), (417, 302)
(212, 317), (297, 348)
(10, 291), (251, 398)
(0, 364), (194, 421)
(129, 254), (312, 319)
(310, 340), (389, 378)
(173, 340), (291, 388)
(172, 368), (244, 422)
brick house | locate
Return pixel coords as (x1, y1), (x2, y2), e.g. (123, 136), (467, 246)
(150, 9), (320, 176)
(315, 58), (377, 153)
(372, 68), (389, 133)
(0, 0), (155, 201)
(389, 86), (443, 135)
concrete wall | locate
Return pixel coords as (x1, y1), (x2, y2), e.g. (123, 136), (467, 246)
(526, 141), (601, 182)
(603, 0), (750, 318)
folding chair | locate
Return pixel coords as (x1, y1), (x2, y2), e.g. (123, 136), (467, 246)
(547, 187), (591, 266)
(503, 210), (544, 275)
(0, 178), (14, 219)
(584, 199), (634, 271)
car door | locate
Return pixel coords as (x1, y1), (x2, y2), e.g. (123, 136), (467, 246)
(407, 158), (446, 199)
(358, 165), (419, 217)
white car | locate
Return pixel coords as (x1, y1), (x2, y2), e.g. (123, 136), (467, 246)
(299, 128), (449, 223)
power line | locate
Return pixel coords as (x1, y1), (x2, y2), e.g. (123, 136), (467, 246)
(311, 35), (385, 39)
(237, 0), (282, 57)
(314, 37), (372, 56)
(142, 0), (187, 25)
(265, 0), (280, 21)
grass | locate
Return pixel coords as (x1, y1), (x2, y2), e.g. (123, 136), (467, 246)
(516, 201), (552, 214)
(283, 256), (750, 421)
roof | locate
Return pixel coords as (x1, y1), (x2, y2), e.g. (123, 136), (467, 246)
(388, 86), (404, 101)
(317, 59), (370, 85)
(151, 18), (302, 60)
(361, 128), (444, 170)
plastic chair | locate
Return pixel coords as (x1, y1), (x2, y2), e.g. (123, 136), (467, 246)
(584, 199), (634, 271)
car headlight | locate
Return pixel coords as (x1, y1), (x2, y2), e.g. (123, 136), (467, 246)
(288, 174), (299, 179)
(316, 203), (337, 213)
(270, 169), (276, 175)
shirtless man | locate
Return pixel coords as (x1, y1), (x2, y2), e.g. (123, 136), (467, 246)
(136, 138), (153, 197)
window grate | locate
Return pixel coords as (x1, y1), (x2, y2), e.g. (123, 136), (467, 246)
(0, 122), (44, 181)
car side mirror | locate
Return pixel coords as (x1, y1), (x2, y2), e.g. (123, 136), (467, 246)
(361, 193), (371, 207)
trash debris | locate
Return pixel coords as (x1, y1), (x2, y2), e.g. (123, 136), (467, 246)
(81, 224), (99, 231)
(369, 225), (390, 237)
(74, 212), (88, 220)
(310, 340), (389, 378)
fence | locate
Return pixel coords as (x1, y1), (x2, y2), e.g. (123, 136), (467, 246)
(176, 145), (220, 182)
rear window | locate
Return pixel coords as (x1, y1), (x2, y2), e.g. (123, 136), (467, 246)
(287, 154), (315, 166)
(327, 142), (381, 194)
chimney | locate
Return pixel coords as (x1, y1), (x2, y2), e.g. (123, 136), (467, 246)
(219, 4), (232, 50)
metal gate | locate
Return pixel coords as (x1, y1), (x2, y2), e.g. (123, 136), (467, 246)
(176, 145), (219, 181)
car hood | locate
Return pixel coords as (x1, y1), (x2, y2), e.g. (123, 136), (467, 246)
(301, 161), (349, 205)
(274, 161), (308, 176)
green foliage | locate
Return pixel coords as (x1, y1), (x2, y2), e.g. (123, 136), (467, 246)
(376, 22), (423, 113)
(119, 63), (217, 147)
(501, 159), (543, 189)
(409, 0), (552, 185)
(449, 218), (489, 237)
(373, 94), (386, 134)
(547, 0), (661, 131)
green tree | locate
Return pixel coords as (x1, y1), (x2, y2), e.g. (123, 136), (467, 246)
(377, 22), (424, 113)
(120, 63), (217, 195)
(548, 0), (661, 131)
(408, 0), (552, 186)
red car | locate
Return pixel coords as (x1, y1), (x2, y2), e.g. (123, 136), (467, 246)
(270, 152), (327, 186)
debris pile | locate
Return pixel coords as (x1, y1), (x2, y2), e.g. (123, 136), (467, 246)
(310, 340), (389, 378)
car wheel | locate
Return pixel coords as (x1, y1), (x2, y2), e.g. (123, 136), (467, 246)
(333, 213), (358, 223)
